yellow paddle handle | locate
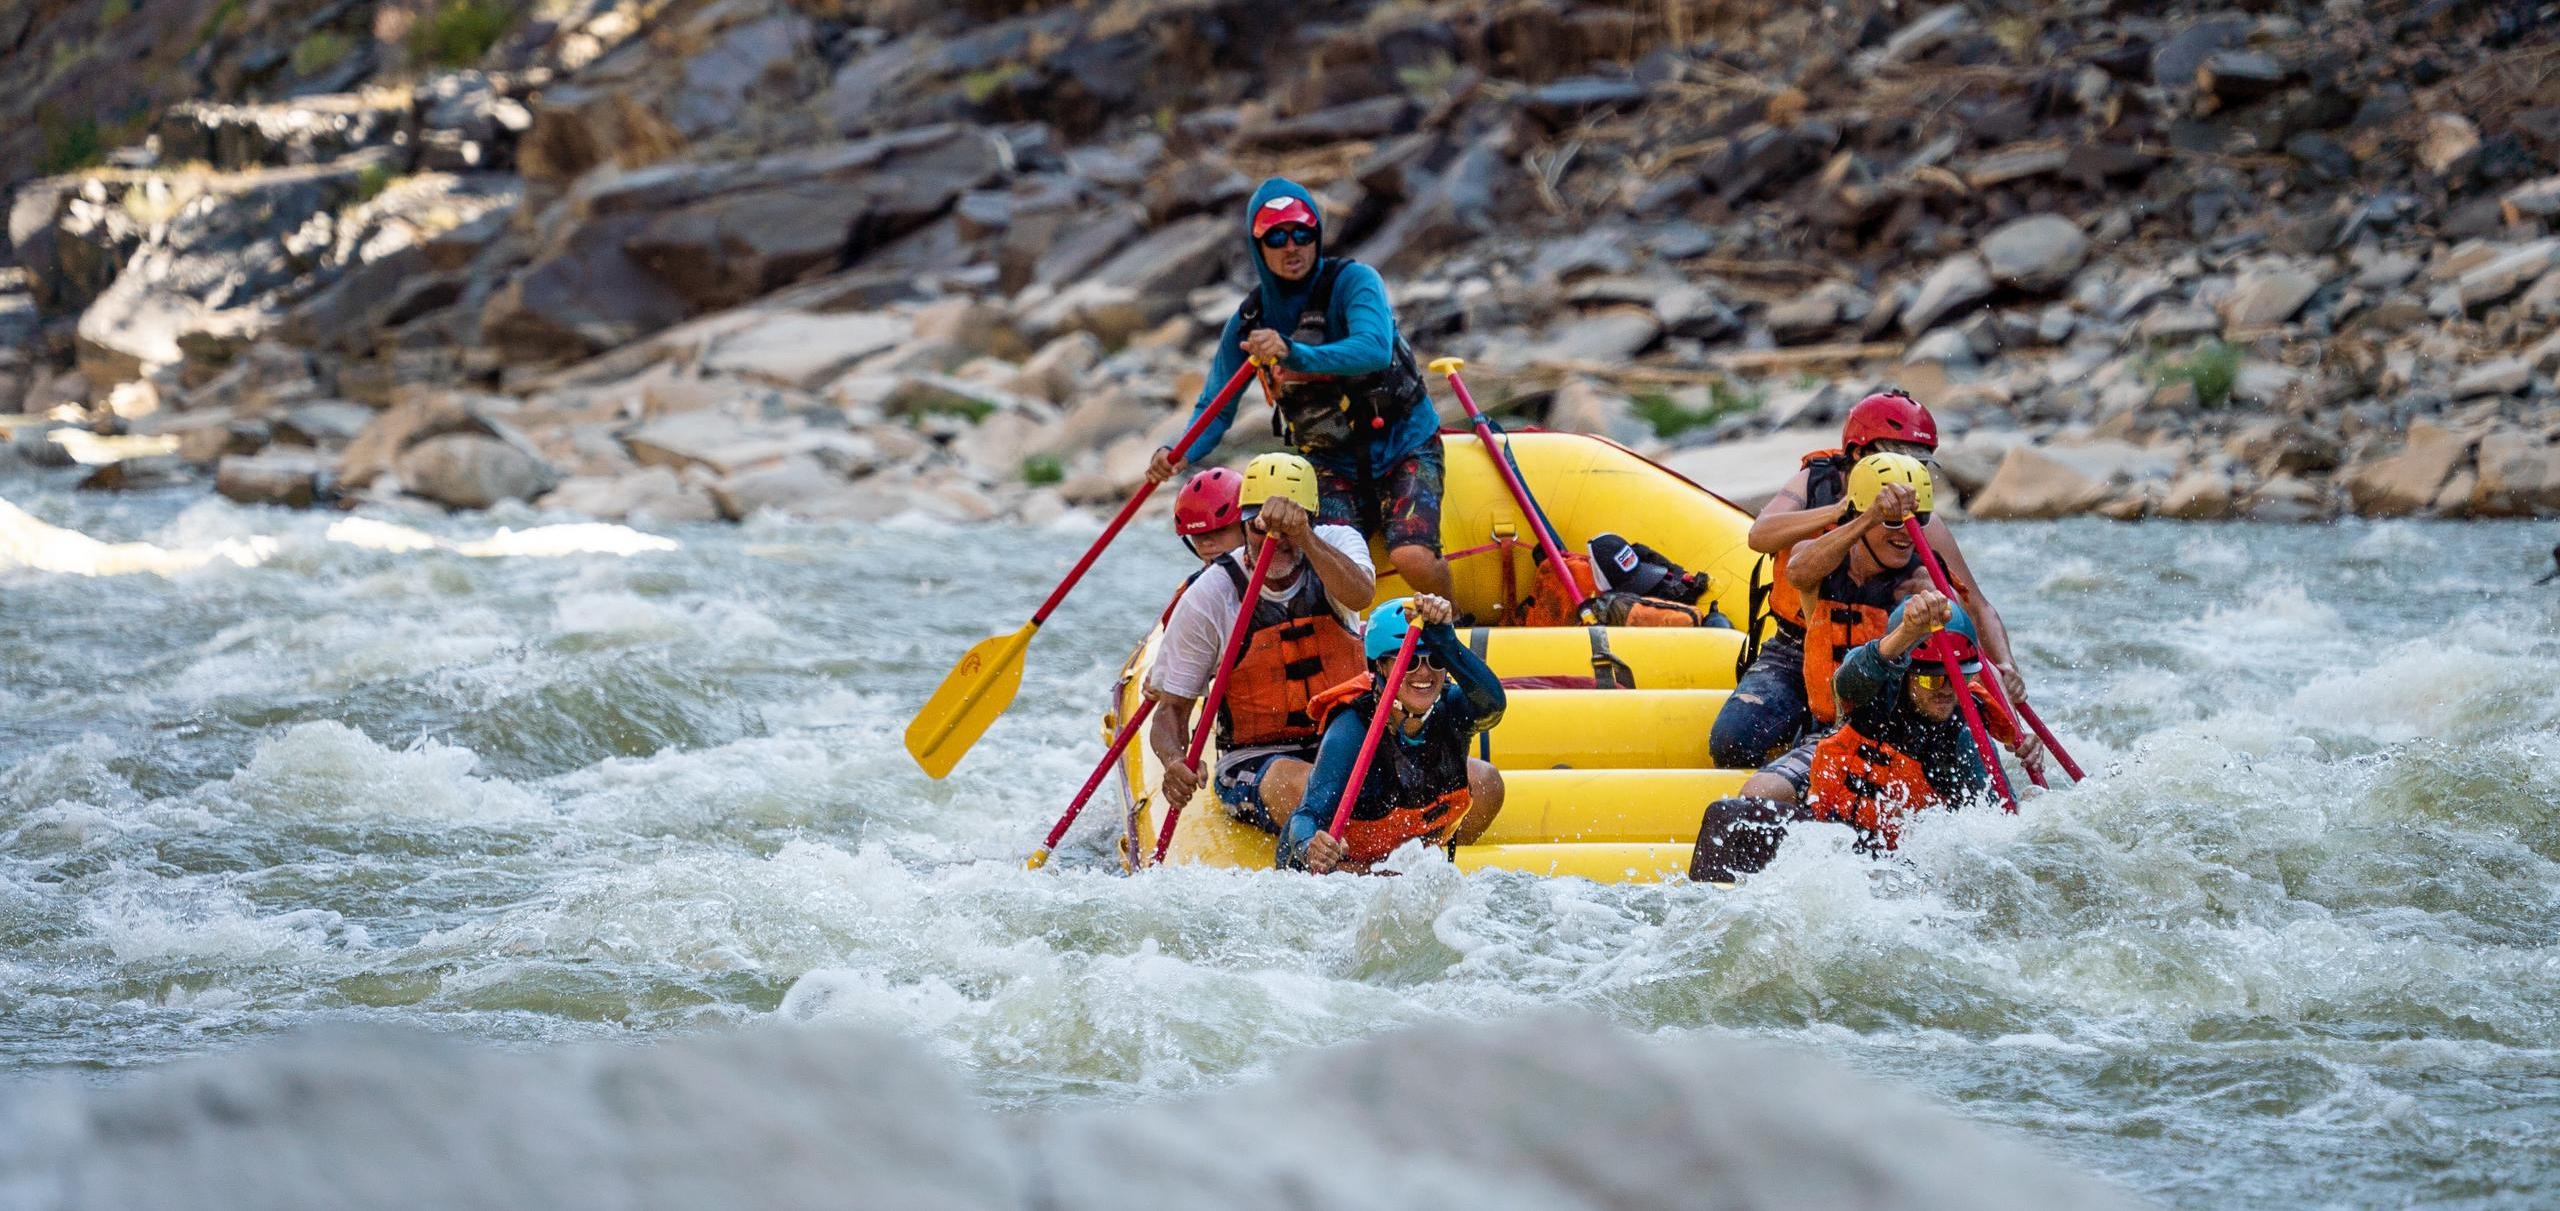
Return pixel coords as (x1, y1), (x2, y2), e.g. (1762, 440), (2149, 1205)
(1428, 356), (1466, 376)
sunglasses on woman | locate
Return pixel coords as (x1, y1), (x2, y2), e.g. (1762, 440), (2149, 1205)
(1382, 650), (1444, 673)
(1258, 226), (1318, 248)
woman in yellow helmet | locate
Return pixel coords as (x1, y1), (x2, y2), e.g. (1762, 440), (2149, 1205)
(1728, 452), (1939, 810)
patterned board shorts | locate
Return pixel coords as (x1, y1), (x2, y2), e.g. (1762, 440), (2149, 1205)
(1313, 441), (1444, 555)
(1214, 750), (1311, 833)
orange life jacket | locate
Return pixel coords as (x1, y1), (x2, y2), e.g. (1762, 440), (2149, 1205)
(1806, 722), (1939, 847)
(1214, 558), (1367, 749)
(1767, 449), (1853, 635)
(1518, 552), (1599, 626)
(1801, 558), (1906, 725)
(1307, 673), (1474, 869)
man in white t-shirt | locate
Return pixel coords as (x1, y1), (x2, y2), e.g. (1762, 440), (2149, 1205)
(1148, 453), (1375, 832)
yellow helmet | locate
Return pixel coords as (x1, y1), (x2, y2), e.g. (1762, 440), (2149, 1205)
(1239, 452), (1319, 517)
(1846, 451), (1934, 516)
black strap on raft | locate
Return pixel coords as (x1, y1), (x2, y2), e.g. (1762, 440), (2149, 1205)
(1737, 555), (1772, 680)
(1587, 625), (1635, 690)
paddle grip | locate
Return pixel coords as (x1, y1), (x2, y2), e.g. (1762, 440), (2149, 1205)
(1029, 361), (1257, 626)
(1446, 369), (1589, 612)
(1328, 625), (1422, 840)
(1151, 539), (1278, 865)
(1901, 518), (2080, 784)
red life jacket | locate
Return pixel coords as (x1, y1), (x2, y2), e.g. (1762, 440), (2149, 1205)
(1808, 677), (2021, 849)
(1767, 448), (1852, 635)
(1307, 673), (1474, 869)
(1805, 721), (1939, 848)
(1214, 558), (1367, 749)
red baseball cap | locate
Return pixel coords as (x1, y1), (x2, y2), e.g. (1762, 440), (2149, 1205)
(1251, 195), (1318, 237)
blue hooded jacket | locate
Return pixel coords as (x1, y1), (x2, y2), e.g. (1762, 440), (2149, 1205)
(1176, 177), (1439, 478)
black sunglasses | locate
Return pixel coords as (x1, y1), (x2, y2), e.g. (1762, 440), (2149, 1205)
(1258, 226), (1318, 248)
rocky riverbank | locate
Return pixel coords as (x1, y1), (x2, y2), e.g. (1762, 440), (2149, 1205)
(4, 0), (2557, 525)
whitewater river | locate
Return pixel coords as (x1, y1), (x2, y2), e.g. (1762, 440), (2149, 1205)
(2, 479), (2556, 1209)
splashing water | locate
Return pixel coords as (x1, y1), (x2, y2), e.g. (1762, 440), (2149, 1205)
(3, 484), (2558, 1208)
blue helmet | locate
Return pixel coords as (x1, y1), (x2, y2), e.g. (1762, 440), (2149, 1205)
(1365, 597), (1416, 662)
(1886, 597), (1982, 673)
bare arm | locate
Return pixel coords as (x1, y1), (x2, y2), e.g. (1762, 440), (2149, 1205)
(1785, 508), (1882, 592)
(1747, 470), (1845, 555)
(1146, 690), (1197, 770)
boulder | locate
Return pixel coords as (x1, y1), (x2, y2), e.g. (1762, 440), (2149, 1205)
(1979, 216), (2087, 293)
(1027, 389), (1163, 460)
(2218, 267), (2321, 328)
(1013, 332), (1103, 404)
(1968, 445), (2112, 520)
(699, 311), (913, 390)
(216, 450), (327, 508)
(668, 12), (819, 138)
(1901, 254), (1992, 335)
(624, 412), (876, 477)
(709, 456), (900, 521)
(2420, 112), (2482, 176)
(482, 214), (694, 365)
(2245, 474), (2331, 522)
(1359, 125), (1520, 272)
(2341, 422), (2478, 516)
(395, 434), (560, 509)
(153, 94), (409, 172)
(1522, 308), (1664, 366)
(2428, 239), (2560, 314)
(336, 392), (523, 489)
(537, 467), (723, 524)
(2452, 358), (2532, 399)
(1875, 4), (1974, 65)
(2159, 468), (2238, 520)
(2507, 175), (2560, 222)
(74, 161), (372, 384)
(2469, 429), (2560, 516)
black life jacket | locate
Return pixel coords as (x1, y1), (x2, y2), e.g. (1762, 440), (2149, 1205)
(1310, 676), (1475, 866)
(1235, 258), (1428, 455)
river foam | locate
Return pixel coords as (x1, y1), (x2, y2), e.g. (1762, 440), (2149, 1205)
(3, 489), (2557, 1207)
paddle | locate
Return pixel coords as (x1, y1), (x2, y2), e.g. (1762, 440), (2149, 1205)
(904, 360), (1261, 779)
(1429, 357), (1590, 618)
(1025, 698), (1152, 871)
(1324, 623), (1422, 854)
(1150, 537), (1279, 865)
(1900, 518), (2084, 783)
(1935, 640), (2019, 813)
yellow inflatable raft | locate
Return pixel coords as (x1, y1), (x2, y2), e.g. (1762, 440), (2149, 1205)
(1109, 430), (1770, 884)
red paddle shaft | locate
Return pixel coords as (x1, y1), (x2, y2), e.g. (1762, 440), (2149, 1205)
(1939, 649), (2018, 813)
(1029, 698), (1154, 867)
(1900, 518), (2081, 785)
(1150, 539), (1279, 864)
(1028, 361), (1258, 626)
(1441, 369), (1589, 612)
(1328, 626), (1422, 840)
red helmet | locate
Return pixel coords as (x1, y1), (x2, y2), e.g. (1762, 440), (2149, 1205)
(1173, 468), (1244, 536)
(1842, 390), (1938, 454)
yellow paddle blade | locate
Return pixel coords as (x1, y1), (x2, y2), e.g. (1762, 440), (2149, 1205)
(904, 622), (1037, 779)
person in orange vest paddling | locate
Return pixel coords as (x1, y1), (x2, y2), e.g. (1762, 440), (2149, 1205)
(1281, 595), (1506, 874)
(1712, 391), (2023, 767)
(1689, 590), (2037, 882)
(1147, 453), (1375, 835)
